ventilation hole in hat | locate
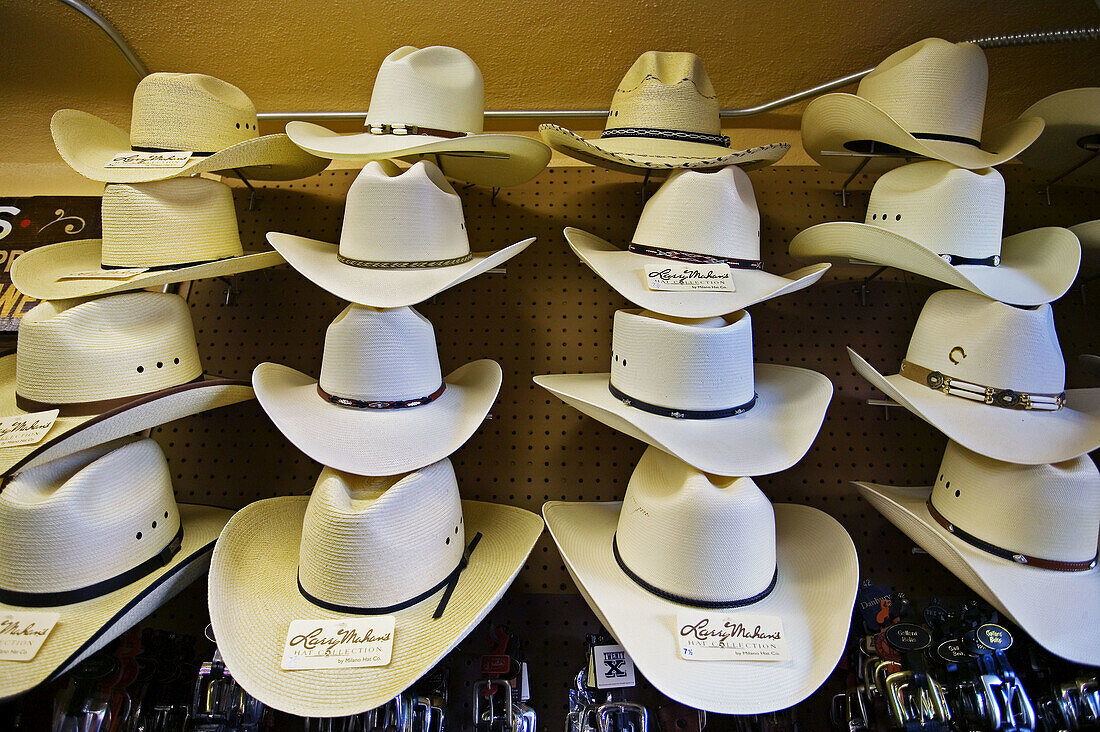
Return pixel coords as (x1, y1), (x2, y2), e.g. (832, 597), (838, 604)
(174, 358), (180, 365)
(164, 511), (169, 519)
(871, 214), (877, 220)
(136, 366), (144, 373)
(939, 474), (944, 482)
(955, 490), (960, 498)
(236, 123), (241, 129)
(896, 214), (902, 221)
(454, 525), (459, 534)
(445, 537), (451, 545)
(945, 481), (950, 489)
(136, 532), (142, 540)
(156, 362), (163, 369)
(151, 521), (157, 529)
(622, 359), (627, 367)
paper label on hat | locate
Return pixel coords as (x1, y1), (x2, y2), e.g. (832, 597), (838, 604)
(645, 264), (735, 292)
(58, 268), (150, 280)
(587, 643), (636, 689)
(676, 613), (789, 662)
(0, 611), (59, 661)
(105, 151), (193, 168)
(281, 617), (395, 670)
(0, 409), (59, 448)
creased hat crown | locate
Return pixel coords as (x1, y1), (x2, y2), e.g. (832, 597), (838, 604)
(130, 72), (259, 153)
(606, 51), (721, 136)
(365, 46), (485, 134)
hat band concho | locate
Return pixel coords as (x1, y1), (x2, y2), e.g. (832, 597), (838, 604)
(366, 123), (469, 139)
(600, 127), (731, 148)
(336, 253), (474, 270)
(926, 501), (1097, 572)
(608, 382), (758, 420)
(15, 373), (207, 418)
(899, 360), (1066, 411)
(0, 524), (183, 607)
(627, 243), (763, 270)
(316, 382), (446, 410)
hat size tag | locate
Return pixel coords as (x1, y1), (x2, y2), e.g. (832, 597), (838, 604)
(105, 151), (193, 168)
(281, 616), (395, 671)
(0, 409), (59, 448)
(0, 611), (60, 661)
(58, 268), (150, 280)
(585, 642), (636, 689)
(677, 612), (789, 661)
(645, 264), (735, 292)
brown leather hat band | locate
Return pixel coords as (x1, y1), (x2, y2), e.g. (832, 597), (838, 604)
(15, 374), (206, 417)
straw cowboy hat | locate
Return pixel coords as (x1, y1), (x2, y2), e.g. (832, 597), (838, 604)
(1070, 220), (1100, 279)
(801, 38), (1044, 173)
(11, 177), (284, 301)
(849, 289), (1100, 465)
(254, 305), (501, 476)
(544, 447), (858, 714)
(208, 459), (543, 717)
(1015, 88), (1100, 174)
(267, 160), (534, 307)
(540, 51), (789, 175)
(856, 440), (1099, 665)
(535, 309), (832, 476)
(566, 166), (828, 317)
(286, 46), (550, 188)
(789, 161), (1081, 306)
(0, 437), (232, 700)
(51, 72), (327, 184)
(0, 292), (253, 477)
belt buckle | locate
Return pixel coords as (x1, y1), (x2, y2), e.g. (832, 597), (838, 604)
(596, 701), (648, 732)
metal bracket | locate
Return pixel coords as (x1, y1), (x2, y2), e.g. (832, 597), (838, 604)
(1042, 147), (1099, 205)
(854, 266), (889, 305)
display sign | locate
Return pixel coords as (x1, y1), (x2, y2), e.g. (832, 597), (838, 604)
(281, 616), (395, 670)
(645, 263), (735, 292)
(677, 612), (789, 661)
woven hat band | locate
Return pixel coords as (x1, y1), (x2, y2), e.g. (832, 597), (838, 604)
(129, 72), (259, 153)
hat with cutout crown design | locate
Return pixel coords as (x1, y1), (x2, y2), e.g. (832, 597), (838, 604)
(790, 161), (1080, 306)
(267, 160), (535, 307)
(208, 458), (543, 717)
(0, 437), (231, 700)
(286, 46), (550, 187)
(1016, 87), (1100, 176)
(51, 72), (327, 184)
(544, 447), (858, 713)
(857, 440), (1099, 665)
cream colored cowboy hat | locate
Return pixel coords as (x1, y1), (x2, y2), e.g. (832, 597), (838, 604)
(254, 305), (501, 476)
(52, 72), (327, 184)
(566, 166), (828, 317)
(856, 440), (1099, 665)
(286, 46), (550, 188)
(11, 177), (284, 301)
(535, 309), (832, 476)
(0, 292), (253, 477)
(1071, 220), (1100, 278)
(0, 437), (232, 700)
(1016, 88), (1100, 174)
(540, 52), (788, 175)
(790, 161), (1080, 306)
(544, 447), (858, 713)
(208, 459), (543, 717)
(267, 161), (534, 307)
(849, 289), (1100, 465)
(801, 38), (1044, 173)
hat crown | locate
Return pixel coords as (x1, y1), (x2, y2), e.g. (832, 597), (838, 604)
(857, 38), (988, 143)
(100, 177), (244, 267)
(904, 289), (1065, 393)
(0, 438), (181, 595)
(339, 161), (469, 264)
(931, 441), (1099, 563)
(606, 51), (721, 136)
(130, 72), (259, 153)
(610, 309), (754, 411)
(865, 161), (1004, 260)
(616, 448), (777, 602)
(15, 292), (202, 405)
(633, 167), (760, 260)
(365, 46), (485, 134)
(318, 305), (443, 403)
(298, 460), (464, 607)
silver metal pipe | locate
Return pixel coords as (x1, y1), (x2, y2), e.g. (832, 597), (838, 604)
(56, 0), (149, 77)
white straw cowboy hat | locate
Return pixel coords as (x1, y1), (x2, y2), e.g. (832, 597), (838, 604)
(534, 309), (832, 476)
(0, 292), (253, 477)
(544, 447), (858, 714)
(11, 177), (283, 301)
(566, 166), (828, 317)
(286, 46), (550, 188)
(208, 459), (543, 717)
(254, 305), (501, 476)
(540, 51), (789, 175)
(51, 72), (327, 184)
(1015, 88), (1100, 174)
(267, 160), (534, 307)
(801, 38), (1044, 173)
(790, 161), (1081, 306)
(0, 437), (232, 700)
(856, 440), (1099, 665)
(849, 289), (1100, 465)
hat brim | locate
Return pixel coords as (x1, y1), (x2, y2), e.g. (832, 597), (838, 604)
(253, 360), (502, 476)
(800, 94), (1044, 173)
(848, 347), (1100, 464)
(855, 482), (1100, 665)
(789, 223), (1081, 306)
(208, 495), (543, 717)
(543, 501), (857, 713)
(566, 228), (830, 317)
(285, 122), (551, 188)
(0, 355), (256, 477)
(10, 238), (285, 301)
(1016, 88), (1100, 173)
(0, 503), (230, 700)
(534, 365), (832, 476)
(51, 110), (328, 184)
(1071, 220), (1100, 278)
(266, 232), (535, 307)
(539, 124), (789, 175)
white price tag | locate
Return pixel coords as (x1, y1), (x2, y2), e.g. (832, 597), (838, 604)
(105, 151), (193, 169)
(589, 643), (635, 689)
(58, 268), (150, 280)
(645, 264), (735, 292)
(281, 617), (395, 671)
(0, 410), (59, 448)
(0, 611), (59, 661)
(677, 612), (789, 662)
